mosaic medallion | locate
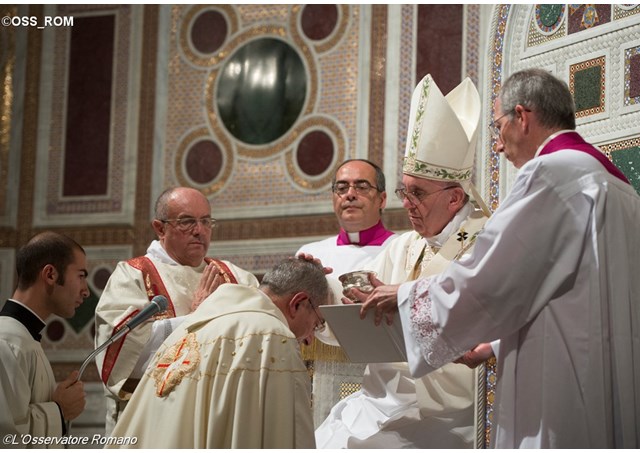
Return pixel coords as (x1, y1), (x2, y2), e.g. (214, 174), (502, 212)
(179, 5), (238, 67)
(202, 23), (320, 163)
(190, 9), (228, 55)
(46, 320), (65, 342)
(301, 5), (338, 41)
(164, 5), (362, 209)
(285, 116), (346, 191)
(216, 38), (307, 145)
(175, 127), (233, 196)
(535, 4), (565, 35)
(292, 4), (350, 54)
(296, 130), (335, 177)
(185, 140), (224, 185)
(91, 267), (112, 291)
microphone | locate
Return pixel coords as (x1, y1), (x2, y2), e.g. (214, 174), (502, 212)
(111, 295), (169, 343)
(77, 295), (169, 380)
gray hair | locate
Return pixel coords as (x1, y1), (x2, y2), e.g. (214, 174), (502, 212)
(500, 68), (575, 130)
(331, 159), (386, 193)
(154, 187), (178, 220)
(260, 258), (330, 307)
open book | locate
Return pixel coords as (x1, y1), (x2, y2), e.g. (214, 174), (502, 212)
(318, 304), (407, 363)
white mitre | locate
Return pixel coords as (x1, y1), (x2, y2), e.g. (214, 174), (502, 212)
(402, 74), (481, 191)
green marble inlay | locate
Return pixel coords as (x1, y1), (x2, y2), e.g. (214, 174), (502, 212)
(574, 66), (602, 112)
(539, 4), (563, 27)
(611, 146), (640, 195)
(66, 287), (98, 333)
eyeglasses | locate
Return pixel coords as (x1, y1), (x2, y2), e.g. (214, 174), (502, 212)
(332, 181), (378, 196)
(394, 186), (457, 204)
(306, 299), (326, 332)
(489, 110), (514, 140)
(160, 216), (217, 232)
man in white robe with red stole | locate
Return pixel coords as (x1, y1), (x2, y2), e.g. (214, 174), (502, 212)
(94, 187), (258, 434)
(316, 75), (491, 448)
(362, 68), (640, 448)
(108, 258), (330, 448)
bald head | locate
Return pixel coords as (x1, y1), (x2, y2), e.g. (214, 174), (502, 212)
(152, 187), (213, 267)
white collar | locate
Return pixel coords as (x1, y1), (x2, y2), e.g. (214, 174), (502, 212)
(347, 232), (360, 243)
(534, 130), (574, 158)
(146, 240), (206, 271)
(146, 240), (179, 265)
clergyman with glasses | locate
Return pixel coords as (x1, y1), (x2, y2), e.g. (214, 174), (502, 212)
(315, 74), (491, 448)
(297, 159), (396, 281)
(94, 187), (258, 435)
(295, 159), (396, 426)
(108, 258), (330, 448)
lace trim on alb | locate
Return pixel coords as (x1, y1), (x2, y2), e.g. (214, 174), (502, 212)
(409, 278), (461, 369)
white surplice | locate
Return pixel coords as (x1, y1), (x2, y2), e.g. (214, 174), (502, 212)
(108, 284), (315, 449)
(0, 317), (63, 442)
(316, 203), (489, 448)
(297, 233), (397, 279)
(398, 149), (640, 448)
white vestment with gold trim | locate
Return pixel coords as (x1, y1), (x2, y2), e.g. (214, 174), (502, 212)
(108, 283), (315, 448)
(94, 241), (258, 433)
(315, 203), (488, 448)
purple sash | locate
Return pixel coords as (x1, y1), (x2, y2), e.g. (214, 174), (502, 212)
(539, 131), (629, 184)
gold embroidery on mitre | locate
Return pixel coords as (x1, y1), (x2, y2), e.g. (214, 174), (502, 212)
(152, 333), (200, 397)
(402, 155), (473, 182)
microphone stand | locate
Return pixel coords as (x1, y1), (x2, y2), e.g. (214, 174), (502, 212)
(65, 327), (133, 436)
(65, 296), (168, 436)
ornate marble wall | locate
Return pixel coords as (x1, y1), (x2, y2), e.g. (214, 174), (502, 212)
(4, 2), (637, 441)
(482, 4), (640, 211)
